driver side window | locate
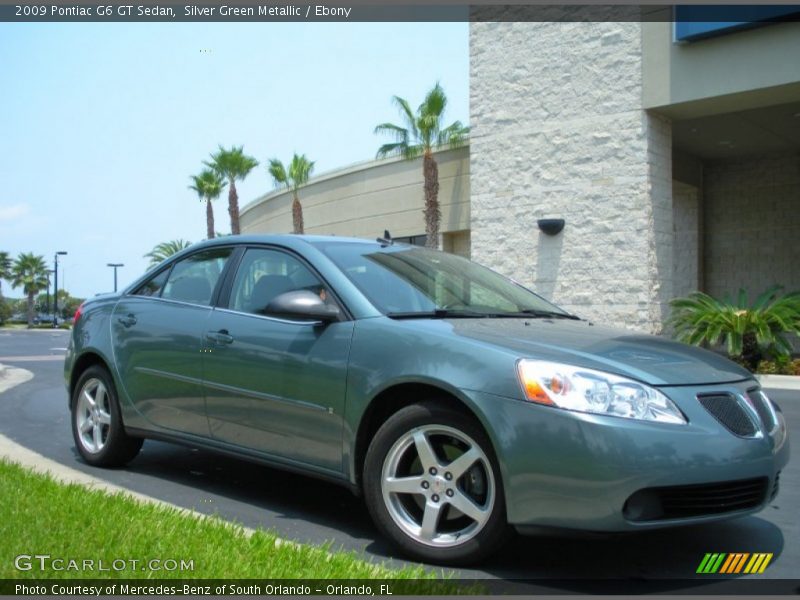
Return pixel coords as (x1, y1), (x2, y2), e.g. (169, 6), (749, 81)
(229, 248), (329, 316)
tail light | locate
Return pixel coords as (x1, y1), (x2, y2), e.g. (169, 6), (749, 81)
(73, 302), (85, 325)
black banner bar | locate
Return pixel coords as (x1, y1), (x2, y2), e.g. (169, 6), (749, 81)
(2, 3), (800, 23)
(3, 578), (800, 595)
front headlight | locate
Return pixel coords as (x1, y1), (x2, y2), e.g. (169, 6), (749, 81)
(516, 359), (687, 424)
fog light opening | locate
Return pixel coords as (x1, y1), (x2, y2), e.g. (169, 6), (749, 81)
(623, 489), (663, 522)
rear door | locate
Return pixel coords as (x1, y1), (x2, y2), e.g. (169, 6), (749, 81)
(111, 247), (234, 436)
(202, 246), (353, 473)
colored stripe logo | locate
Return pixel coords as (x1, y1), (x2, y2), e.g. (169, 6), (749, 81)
(697, 553), (773, 574)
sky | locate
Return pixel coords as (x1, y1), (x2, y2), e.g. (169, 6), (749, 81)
(0, 22), (468, 299)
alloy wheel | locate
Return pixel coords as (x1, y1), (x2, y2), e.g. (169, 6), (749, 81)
(381, 424), (495, 547)
(75, 377), (112, 454)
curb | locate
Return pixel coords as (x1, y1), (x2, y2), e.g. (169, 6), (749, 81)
(0, 432), (258, 538)
(757, 374), (800, 392)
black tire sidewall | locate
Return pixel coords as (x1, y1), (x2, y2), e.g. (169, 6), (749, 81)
(71, 365), (140, 467)
(363, 402), (509, 565)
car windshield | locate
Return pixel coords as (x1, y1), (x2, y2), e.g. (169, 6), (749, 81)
(314, 242), (576, 319)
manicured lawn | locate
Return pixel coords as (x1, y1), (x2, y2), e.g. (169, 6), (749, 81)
(0, 459), (462, 590)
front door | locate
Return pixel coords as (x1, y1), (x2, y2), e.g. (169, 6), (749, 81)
(202, 247), (353, 473)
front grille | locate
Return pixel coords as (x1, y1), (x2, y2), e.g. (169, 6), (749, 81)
(746, 388), (776, 431)
(698, 393), (757, 437)
(624, 478), (769, 521)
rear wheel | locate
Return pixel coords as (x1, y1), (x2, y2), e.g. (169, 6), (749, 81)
(364, 402), (510, 564)
(71, 365), (143, 467)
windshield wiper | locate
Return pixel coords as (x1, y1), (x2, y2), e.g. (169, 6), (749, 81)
(512, 309), (581, 320)
(386, 309), (491, 320)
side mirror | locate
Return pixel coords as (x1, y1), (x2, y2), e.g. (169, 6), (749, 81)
(266, 290), (341, 323)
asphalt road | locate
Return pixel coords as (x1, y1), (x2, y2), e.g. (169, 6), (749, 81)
(0, 328), (797, 587)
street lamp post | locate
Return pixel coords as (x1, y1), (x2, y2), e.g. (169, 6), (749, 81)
(53, 251), (67, 327)
(107, 263), (124, 292)
(45, 269), (54, 316)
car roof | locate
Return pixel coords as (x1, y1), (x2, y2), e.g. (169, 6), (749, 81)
(190, 233), (382, 251)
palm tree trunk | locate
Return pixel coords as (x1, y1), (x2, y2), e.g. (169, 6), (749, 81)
(228, 180), (240, 235)
(423, 152), (440, 250)
(292, 192), (304, 235)
(26, 291), (35, 328)
(206, 198), (215, 239)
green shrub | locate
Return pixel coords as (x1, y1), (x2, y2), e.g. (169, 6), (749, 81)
(670, 286), (800, 371)
(0, 299), (11, 325)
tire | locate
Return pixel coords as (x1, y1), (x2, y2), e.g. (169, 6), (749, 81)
(71, 365), (143, 467)
(364, 401), (511, 565)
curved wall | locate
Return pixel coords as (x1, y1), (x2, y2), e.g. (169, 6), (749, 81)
(240, 146), (470, 253)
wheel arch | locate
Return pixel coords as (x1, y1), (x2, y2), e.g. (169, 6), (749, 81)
(352, 380), (499, 491)
(68, 351), (113, 407)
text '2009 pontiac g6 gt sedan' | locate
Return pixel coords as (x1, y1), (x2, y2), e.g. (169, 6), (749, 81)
(65, 235), (789, 564)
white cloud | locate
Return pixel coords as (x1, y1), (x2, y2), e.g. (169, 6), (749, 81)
(0, 203), (30, 222)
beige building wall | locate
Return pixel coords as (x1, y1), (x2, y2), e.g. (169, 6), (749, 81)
(240, 147), (470, 251)
(643, 21), (800, 118)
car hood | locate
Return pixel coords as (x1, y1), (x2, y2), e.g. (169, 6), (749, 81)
(420, 318), (753, 386)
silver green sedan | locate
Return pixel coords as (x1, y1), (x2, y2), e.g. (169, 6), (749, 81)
(65, 235), (789, 564)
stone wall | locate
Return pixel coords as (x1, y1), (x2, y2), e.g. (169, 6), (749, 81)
(470, 22), (674, 332)
(703, 153), (800, 299)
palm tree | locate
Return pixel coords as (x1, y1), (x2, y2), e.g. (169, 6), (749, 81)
(375, 83), (469, 249)
(144, 239), (192, 267)
(205, 145), (259, 235)
(189, 169), (227, 240)
(0, 251), (11, 297)
(10, 253), (49, 327)
(268, 154), (315, 234)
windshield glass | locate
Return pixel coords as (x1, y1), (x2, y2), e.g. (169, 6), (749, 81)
(314, 242), (573, 318)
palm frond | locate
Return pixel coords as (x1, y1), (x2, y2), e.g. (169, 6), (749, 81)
(144, 240), (192, 267)
(288, 153), (314, 188)
(207, 145), (259, 182)
(669, 286), (800, 367)
(374, 123), (409, 142)
(268, 159), (288, 188)
(437, 121), (470, 148)
(420, 82), (447, 118)
(391, 96), (419, 139)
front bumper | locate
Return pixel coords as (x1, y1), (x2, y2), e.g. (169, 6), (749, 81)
(467, 381), (789, 531)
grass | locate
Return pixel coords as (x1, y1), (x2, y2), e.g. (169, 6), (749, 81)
(0, 323), (71, 330)
(0, 459), (467, 591)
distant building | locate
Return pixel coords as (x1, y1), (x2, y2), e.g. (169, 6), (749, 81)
(240, 147), (471, 257)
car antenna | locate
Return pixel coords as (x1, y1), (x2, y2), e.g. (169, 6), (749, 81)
(376, 230), (393, 246)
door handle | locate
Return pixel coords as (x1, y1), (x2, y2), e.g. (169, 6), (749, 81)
(206, 329), (234, 345)
(118, 314), (137, 327)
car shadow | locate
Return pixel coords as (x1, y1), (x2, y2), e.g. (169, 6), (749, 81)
(97, 441), (401, 555)
(73, 440), (785, 587)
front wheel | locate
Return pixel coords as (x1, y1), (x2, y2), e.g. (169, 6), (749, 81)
(364, 402), (510, 565)
(71, 365), (143, 467)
